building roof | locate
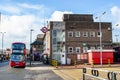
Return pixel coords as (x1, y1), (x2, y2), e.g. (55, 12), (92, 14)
(63, 14), (93, 22)
(31, 41), (43, 45)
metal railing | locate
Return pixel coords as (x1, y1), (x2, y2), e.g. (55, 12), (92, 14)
(83, 67), (120, 80)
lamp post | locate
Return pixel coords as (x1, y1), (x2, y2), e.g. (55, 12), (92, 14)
(95, 12), (106, 66)
(115, 24), (120, 46)
(30, 29), (34, 67)
(0, 32), (6, 55)
(115, 35), (119, 43)
(30, 29), (34, 44)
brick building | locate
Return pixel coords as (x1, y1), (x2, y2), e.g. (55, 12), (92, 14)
(44, 14), (112, 64)
(31, 34), (44, 53)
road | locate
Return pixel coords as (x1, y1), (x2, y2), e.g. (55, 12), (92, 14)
(0, 61), (63, 80)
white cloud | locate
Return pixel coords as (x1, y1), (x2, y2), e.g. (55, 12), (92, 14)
(0, 5), (21, 14)
(111, 6), (120, 28)
(49, 11), (73, 21)
(0, 3), (47, 15)
(0, 3), (48, 49)
(18, 3), (45, 10)
(0, 14), (42, 49)
(0, 2), (73, 49)
(111, 6), (120, 17)
(1, 15), (35, 34)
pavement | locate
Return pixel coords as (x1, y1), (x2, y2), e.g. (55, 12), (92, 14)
(54, 64), (120, 80)
(0, 60), (9, 67)
(26, 61), (120, 80)
(53, 69), (82, 80)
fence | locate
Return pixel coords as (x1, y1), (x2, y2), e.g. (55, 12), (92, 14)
(83, 67), (120, 80)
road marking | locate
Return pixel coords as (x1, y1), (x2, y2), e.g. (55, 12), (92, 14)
(53, 69), (82, 80)
(0, 67), (10, 72)
(24, 74), (34, 80)
(53, 70), (74, 80)
(26, 66), (55, 70)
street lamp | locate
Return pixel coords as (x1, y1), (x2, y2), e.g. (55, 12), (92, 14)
(115, 35), (119, 43)
(95, 12), (106, 66)
(115, 24), (120, 46)
(30, 29), (34, 44)
(0, 32), (6, 55)
(30, 29), (34, 67)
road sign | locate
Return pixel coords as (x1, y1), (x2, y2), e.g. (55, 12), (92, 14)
(40, 27), (48, 33)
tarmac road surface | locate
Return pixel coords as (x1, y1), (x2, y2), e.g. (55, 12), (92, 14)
(0, 61), (63, 80)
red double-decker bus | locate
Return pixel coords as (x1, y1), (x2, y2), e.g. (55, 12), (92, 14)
(9, 42), (26, 68)
(11, 42), (26, 55)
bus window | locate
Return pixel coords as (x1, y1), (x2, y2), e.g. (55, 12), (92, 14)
(11, 42), (26, 55)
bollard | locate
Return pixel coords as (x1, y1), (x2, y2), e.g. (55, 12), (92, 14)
(55, 60), (58, 68)
(108, 59), (111, 67)
(52, 60), (54, 66)
(82, 68), (86, 80)
(53, 60), (55, 66)
(74, 60), (77, 68)
(54, 60), (56, 67)
(91, 60), (94, 67)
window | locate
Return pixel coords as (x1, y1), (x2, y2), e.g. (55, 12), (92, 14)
(53, 30), (57, 37)
(52, 45), (57, 52)
(68, 31), (73, 37)
(12, 43), (25, 50)
(97, 46), (102, 50)
(83, 47), (88, 53)
(68, 47), (73, 53)
(97, 32), (102, 37)
(34, 45), (36, 48)
(76, 47), (81, 53)
(90, 32), (95, 37)
(90, 47), (95, 50)
(82, 32), (88, 37)
(53, 38), (57, 44)
(75, 31), (80, 37)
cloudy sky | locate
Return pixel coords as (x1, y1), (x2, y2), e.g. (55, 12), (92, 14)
(0, 0), (120, 49)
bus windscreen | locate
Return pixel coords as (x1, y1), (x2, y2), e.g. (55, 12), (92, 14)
(12, 43), (25, 50)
